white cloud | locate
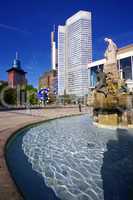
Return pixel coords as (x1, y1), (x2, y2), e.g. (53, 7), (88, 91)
(0, 23), (31, 35)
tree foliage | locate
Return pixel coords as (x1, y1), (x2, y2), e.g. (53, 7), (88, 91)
(26, 85), (38, 105)
(0, 83), (17, 106)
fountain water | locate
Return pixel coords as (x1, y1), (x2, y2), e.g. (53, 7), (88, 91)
(21, 115), (133, 200)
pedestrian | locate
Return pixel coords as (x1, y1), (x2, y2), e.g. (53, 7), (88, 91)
(78, 101), (82, 112)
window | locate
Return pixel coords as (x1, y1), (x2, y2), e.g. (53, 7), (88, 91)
(90, 66), (98, 87)
(120, 57), (132, 80)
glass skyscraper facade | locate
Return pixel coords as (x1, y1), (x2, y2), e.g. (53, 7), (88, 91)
(58, 11), (92, 97)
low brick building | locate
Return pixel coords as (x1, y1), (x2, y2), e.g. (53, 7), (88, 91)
(6, 53), (27, 89)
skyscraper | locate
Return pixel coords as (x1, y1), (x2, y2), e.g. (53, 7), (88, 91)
(58, 25), (66, 95)
(58, 11), (92, 97)
(50, 26), (58, 96)
(51, 25), (57, 70)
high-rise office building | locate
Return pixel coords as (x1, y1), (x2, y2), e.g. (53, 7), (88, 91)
(58, 11), (92, 97)
(51, 25), (58, 70)
(58, 25), (66, 95)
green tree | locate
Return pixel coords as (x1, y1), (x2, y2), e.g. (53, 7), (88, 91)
(0, 83), (17, 106)
(26, 85), (38, 105)
(4, 88), (17, 105)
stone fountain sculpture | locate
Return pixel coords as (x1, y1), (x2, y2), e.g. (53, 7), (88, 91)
(104, 38), (118, 79)
(93, 38), (133, 127)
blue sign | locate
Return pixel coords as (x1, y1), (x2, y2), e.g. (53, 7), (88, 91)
(37, 88), (49, 101)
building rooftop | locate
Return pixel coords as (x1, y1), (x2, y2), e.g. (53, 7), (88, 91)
(66, 10), (91, 26)
(6, 67), (27, 74)
(118, 43), (133, 53)
(6, 52), (27, 74)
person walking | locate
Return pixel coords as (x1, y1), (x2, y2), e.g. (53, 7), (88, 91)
(78, 101), (82, 112)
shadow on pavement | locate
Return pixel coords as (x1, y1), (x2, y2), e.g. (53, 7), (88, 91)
(101, 128), (133, 200)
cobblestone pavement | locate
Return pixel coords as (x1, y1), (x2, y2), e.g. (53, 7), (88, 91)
(0, 107), (90, 200)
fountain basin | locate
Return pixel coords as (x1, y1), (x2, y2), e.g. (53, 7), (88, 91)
(5, 115), (133, 200)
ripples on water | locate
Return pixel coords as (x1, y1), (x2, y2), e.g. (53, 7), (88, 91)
(22, 115), (132, 200)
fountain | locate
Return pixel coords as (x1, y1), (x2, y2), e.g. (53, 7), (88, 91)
(93, 38), (133, 127)
(19, 115), (133, 200)
(5, 38), (133, 200)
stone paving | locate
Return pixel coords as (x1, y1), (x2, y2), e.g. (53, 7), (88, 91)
(0, 107), (89, 200)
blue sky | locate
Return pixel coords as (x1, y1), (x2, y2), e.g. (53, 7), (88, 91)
(0, 0), (133, 87)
